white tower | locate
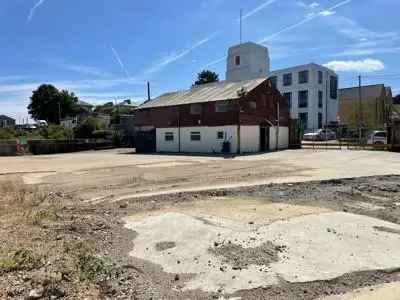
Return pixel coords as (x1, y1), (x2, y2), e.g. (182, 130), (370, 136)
(226, 42), (270, 82)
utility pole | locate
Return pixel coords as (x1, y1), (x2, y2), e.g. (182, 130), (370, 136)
(147, 82), (151, 102)
(325, 72), (328, 141)
(58, 102), (62, 124)
(276, 97), (280, 151)
(240, 9), (243, 44)
(358, 75), (362, 144)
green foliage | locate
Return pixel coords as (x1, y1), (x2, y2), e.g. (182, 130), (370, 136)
(74, 117), (106, 139)
(0, 126), (73, 140)
(193, 70), (219, 86)
(112, 131), (122, 147)
(28, 84), (79, 124)
(0, 128), (17, 140)
(63, 241), (111, 282)
(38, 125), (74, 140)
(0, 249), (41, 274)
(95, 102), (135, 125)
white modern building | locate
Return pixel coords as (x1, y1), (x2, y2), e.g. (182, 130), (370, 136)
(269, 64), (338, 131)
(225, 42), (339, 131)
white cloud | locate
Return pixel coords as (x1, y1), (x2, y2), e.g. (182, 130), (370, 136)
(324, 59), (385, 73)
(297, 1), (319, 9)
(319, 10), (336, 17)
(27, 0), (46, 22)
(62, 65), (112, 78)
(333, 47), (400, 57)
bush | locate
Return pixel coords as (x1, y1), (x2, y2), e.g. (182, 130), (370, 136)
(74, 117), (106, 139)
(112, 132), (122, 147)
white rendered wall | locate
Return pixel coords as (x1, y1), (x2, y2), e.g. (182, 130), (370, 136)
(157, 126), (239, 154)
(269, 127), (289, 151)
(156, 128), (180, 152)
(226, 42), (270, 82)
(240, 126), (260, 153)
(269, 63), (338, 131)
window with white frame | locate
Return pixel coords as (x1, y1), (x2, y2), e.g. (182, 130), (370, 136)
(217, 131), (224, 140)
(283, 73), (292, 86)
(298, 90), (308, 108)
(318, 91), (323, 108)
(190, 132), (201, 141)
(165, 132), (174, 141)
(298, 70), (309, 84)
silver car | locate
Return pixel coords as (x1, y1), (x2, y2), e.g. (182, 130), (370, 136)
(303, 129), (337, 141)
(367, 131), (387, 145)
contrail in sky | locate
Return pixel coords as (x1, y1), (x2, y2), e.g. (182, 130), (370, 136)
(258, 0), (353, 43)
(27, 0), (47, 22)
(110, 46), (130, 79)
(241, 0), (279, 20)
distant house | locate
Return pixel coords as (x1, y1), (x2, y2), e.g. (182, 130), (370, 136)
(61, 100), (95, 128)
(134, 78), (290, 154)
(339, 84), (393, 129)
(0, 115), (16, 128)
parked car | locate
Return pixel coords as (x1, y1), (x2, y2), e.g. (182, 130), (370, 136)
(367, 131), (387, 145)
(303, 129), (337, 141)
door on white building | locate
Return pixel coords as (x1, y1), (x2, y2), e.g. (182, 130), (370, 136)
(260, 124), (270, 152)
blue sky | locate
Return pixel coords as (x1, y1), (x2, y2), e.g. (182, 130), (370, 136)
(1, 0), (399, 121)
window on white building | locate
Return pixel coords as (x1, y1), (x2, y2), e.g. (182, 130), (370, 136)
(190, 132), (201, 141)
(299, 70), (309, 84)
(330, 76), (338, 99)
(318, 91), (323, 108)
(283, 73), (292, 86)
(318, 113), (323, 129)
(318, 71), (323, 84)
(235, 56), (241, 66)
(190, 104), (202, 115)
(217, 131), (224, 140)
(165, 132), (174, 141)
(298, 90), (308, 108)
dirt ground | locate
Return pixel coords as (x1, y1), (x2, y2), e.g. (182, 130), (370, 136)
(1, 149), (400, 299)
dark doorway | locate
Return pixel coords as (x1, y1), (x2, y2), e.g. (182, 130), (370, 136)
(135, 129), (156, 153)
(260, 125), (270, 152)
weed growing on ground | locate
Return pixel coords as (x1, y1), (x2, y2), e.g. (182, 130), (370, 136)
(0, 249), (41, 274)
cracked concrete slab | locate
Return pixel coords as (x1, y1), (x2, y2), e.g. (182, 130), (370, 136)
(124, 201), (400, 293)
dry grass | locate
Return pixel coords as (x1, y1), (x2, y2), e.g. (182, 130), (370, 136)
(0, 180), (58, 226)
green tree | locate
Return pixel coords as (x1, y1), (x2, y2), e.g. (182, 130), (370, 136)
(193, 70), (219, 86)
(28, 84), (78, 124)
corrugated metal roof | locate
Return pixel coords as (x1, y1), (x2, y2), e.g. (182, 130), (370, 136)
(0, 115), (15, 121)
(138, 78), (267, 109)
(339, 84), (385, 101)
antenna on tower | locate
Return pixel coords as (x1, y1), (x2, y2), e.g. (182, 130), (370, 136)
(240, 9), (243, 44)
